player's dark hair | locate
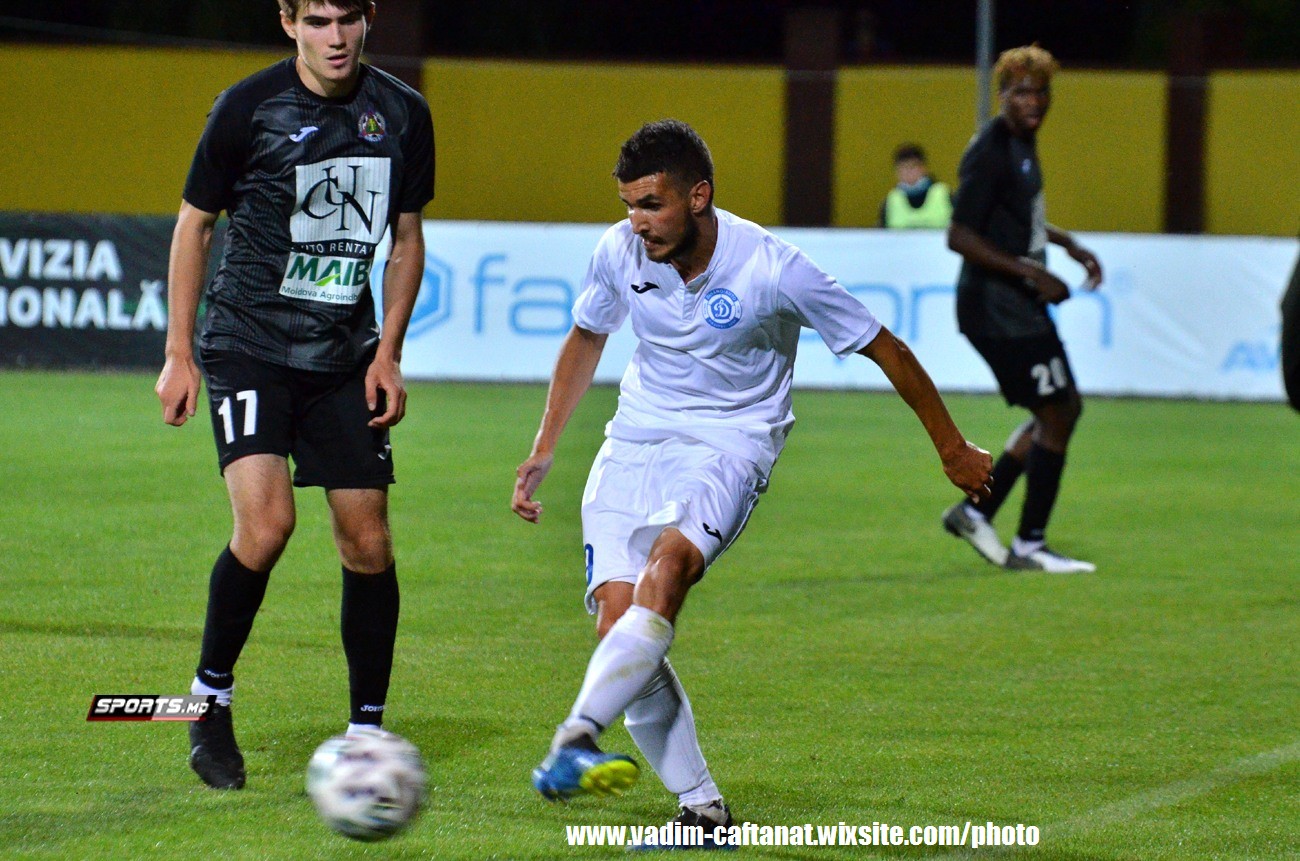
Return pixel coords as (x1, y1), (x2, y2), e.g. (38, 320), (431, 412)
(278, 0), (375, 21)
(893, 143), (927, 164)
(614, 119), (715, 192)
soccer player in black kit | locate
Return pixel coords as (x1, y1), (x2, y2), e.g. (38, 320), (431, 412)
(940, 45), (1103, 574)
(154, 0), (434, 789)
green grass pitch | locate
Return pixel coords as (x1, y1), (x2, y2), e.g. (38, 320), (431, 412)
(0, 370), (1296, 859)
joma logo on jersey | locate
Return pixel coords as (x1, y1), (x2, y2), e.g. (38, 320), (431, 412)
(293, 157), (390, 245)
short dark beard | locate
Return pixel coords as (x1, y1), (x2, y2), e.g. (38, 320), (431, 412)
(659, 212), (700, 264)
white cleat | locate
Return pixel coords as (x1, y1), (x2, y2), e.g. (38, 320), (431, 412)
(942, 503), (1009, 566)
(1005, 547), (1096, 574)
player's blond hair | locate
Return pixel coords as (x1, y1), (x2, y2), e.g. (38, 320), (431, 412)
(994, 44), (1059, 91)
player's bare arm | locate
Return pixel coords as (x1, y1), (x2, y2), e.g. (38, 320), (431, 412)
(366, 211), (425, 429)
(859, 327), (994, 502)
(512, 325), (608, 523)
(156, 202), (219, 426)
(948, 222), (1070, 304)
(1047, 224), (1104, 288)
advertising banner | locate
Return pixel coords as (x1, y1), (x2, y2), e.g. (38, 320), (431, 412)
(4, 212), (1292, 402)
(0, 213), (178, 368)
(380, 222), (1295, 401)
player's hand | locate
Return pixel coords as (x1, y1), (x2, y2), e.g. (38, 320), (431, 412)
(365, 355), (407, 428)
(941, 440), (994, 504)
(155, 354), (201, 426)
(1067, 244), (1103, 289)
(1033, 271), (1071, 304)
(512, 451), (554, 523)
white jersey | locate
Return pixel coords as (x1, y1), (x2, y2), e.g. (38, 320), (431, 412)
(572, 208), (882, 477)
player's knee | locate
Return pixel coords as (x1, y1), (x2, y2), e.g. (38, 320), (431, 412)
(644, 554), (692, 588)
(236, 509), (295, 556)
(335, 524), (392, 572)
(635, 555), (700, 620)
(338, 541), (392, 573)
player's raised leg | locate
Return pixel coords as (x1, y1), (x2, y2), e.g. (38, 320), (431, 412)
(533, 530), (703, 801)
(577, 581), (731, 833)
(189, 453), (295, 790)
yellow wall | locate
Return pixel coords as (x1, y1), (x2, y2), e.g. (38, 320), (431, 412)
(421, 59), (785, 225)
(1043, 71), (1166, 233)
(833, 67), (977, 228)
(1206, 72), (1300, 237)
(834, 67), (1166, 233)
(1, 46), (282, 215)
(3, 45), (1297, 236)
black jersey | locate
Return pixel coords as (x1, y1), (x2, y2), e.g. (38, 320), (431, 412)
(951, 117), (1052, 339)
(184, 58), (435, 372)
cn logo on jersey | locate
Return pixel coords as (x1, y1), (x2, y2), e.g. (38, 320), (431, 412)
(703, 287), (742, 329)
(294, 157), (391, 244)
(283, 157), (391, 305)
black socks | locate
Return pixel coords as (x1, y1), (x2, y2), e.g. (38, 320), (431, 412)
(1018, 443), (1066, 543)
(973, 450), (1027, 521)
(196, 545), (271, 689)
(341, 563), (400, 726)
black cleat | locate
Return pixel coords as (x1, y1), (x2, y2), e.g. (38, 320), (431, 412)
(631, 800), (736, 851)
(188, 703), (246, 789)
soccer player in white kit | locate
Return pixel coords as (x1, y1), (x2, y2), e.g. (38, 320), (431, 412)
(512, 120), (992, 841)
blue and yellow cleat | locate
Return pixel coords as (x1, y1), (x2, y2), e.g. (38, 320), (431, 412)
(532, 736), (639, 801)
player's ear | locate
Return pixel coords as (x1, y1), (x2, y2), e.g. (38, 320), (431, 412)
(280, 11), (297, 41)
(690, 180), (713, 215)
(365, 2), (377, 27)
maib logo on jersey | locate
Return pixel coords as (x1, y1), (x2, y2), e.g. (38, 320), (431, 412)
(703, 287), (742, 329)
(282, 157), (390, 305)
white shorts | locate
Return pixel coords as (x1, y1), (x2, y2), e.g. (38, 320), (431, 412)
(580, 436), (763, 613)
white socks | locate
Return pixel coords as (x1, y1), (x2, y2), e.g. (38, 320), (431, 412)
(191, 676), (232, 707)
(624, 659), (722, 807)
(558, 605), (674, 746)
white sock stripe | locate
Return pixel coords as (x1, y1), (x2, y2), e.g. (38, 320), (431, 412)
(191, 676), (233, 706)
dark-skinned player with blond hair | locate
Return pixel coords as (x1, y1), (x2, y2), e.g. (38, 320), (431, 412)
(941, 44), (1103, 573)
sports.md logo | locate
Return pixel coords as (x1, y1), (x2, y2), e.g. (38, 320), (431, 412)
(370, 251), (452, 336)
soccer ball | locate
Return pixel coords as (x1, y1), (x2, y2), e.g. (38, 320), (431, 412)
(305, 731), (427, 841)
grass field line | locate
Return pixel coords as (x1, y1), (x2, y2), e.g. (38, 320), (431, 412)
(923, 739), (1300, 859)
(1050, 739), (1300, 836)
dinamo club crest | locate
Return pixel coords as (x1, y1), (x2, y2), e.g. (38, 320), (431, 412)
(358, 109), (387, 142)
(703, 287), (742, 329)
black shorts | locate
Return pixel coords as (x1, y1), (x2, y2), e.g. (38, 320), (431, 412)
(967, 333), (1078, 408)
(200, 350), (394, 489)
